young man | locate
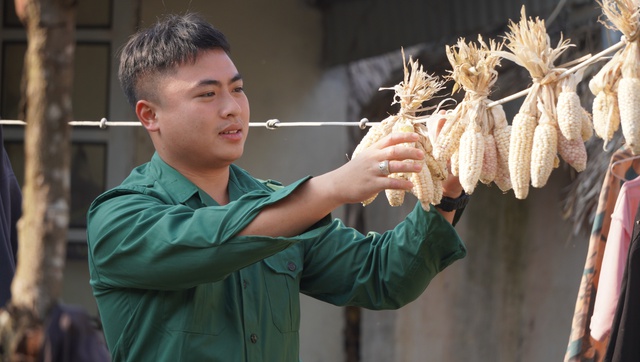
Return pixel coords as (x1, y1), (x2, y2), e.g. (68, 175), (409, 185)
(87, 13), (467, 361)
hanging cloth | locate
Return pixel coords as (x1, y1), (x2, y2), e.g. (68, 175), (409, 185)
(564, 146), (640, 362)
(0, 125), (22, 307)
(603, 201), (640, 361)
(590, 174), (640, 341)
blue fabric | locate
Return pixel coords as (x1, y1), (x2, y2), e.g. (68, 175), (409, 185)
(0, 126), (22, 307)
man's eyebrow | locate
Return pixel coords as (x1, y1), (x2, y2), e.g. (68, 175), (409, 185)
(196, 73), (243, 87)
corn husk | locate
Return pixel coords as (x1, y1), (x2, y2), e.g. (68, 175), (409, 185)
(352, 50), (447, 209)
(593, 0), (640, 153)
(436, 35), (509, 194)
(493, 6), (587, 199)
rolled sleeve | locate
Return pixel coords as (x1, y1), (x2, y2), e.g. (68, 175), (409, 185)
(87, 177), (313, 290)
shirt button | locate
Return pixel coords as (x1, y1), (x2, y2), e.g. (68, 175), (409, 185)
(243, 280), (248, 289)
(287, 262), (296, 271)
(250, 334), (258, 344)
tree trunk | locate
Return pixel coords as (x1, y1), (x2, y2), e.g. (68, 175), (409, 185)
(0, 0), (76, 360)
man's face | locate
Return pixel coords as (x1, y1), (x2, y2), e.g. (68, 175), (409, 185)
(145, 48), (251, 172)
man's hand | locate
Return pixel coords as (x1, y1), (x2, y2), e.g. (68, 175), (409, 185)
(327, 131), (426, 205)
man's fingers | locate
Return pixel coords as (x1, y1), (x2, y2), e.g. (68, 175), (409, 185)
(382, 144), (424, 162)
(376, 132), (419, 148)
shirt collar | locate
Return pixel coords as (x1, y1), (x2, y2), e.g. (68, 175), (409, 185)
(148, 153), (251, 206)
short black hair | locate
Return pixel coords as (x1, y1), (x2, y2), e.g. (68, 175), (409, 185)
(118, 13), (231, 108)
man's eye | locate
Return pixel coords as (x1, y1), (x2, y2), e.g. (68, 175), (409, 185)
(233, 87), (244, 93)
(201, 92), (215, 97)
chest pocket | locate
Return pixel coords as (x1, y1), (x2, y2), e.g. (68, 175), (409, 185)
(263, 246), (303, 333)
(161, 283), (229, 336)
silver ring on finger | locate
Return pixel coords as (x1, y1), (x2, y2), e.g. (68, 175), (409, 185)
(378, 160), (390, 176)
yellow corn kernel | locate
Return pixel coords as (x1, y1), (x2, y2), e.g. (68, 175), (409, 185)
(618, 77), (640, 154)
(458, 125), (485, 195)
(508, 112), (537, 199)
(557, 132), (587, 172)
(556, 91), (583, 141)
(480, 134), (498, 184)
(530, 122), (558, 188)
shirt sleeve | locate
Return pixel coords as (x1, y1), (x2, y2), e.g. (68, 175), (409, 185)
(87, 177), (316, 291)
(299, 202), (466, 309)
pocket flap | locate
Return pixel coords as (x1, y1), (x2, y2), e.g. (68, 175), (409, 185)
(263, 246), (303, 279)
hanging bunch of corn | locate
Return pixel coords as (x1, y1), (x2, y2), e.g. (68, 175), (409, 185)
(352, 52), (447, 209)
(437, 36), (511, 195)
(590, 0), (640, 153)
(493, 6), (591, 199)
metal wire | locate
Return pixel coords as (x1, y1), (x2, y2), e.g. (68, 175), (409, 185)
(0, 38), (626, 130)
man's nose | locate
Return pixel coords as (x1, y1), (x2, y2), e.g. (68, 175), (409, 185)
(220, 92), (242, 118)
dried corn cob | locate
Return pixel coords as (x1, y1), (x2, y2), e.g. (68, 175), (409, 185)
(509, 111), (537, 199)
(352, 52), (446, 207)
(352, 116), (396, 159)
(558, 132), (588, 172)
(580, 108), (594, 141)
(450, 150), (460, 177)
(618, 76), (640, 153)
(385, 118), (415, 206)
(433, 106), (468, 162)
(443, 36), (509, 193)
(431, 178), (444, 209)
(494, 156), (512, 193)
(490, 104), (509, 129)
(494, 6), (582, 198)
(593, 0), (640, 152)
(592, 90), (621, 144)
(530, 118), (558, 188)
(480, 134), (498, 184)
(493, 124), (512, 192)
(493, 124), (511, 167)
(556, 74), (585, 141)
(410, 166), (435, 210)
(458, 124), (485, 194)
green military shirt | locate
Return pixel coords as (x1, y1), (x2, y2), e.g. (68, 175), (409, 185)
(87, 153), (466, 361)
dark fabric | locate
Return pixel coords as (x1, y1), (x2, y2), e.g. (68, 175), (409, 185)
(0, 125), (22, 307)
(39, 304), (111, 362)
(603, 202), (640, 362)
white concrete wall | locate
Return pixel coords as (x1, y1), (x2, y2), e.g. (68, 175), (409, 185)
(358, 171), (590, 362)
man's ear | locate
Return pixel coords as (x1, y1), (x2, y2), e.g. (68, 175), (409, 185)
(136, 100), (159, 132)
